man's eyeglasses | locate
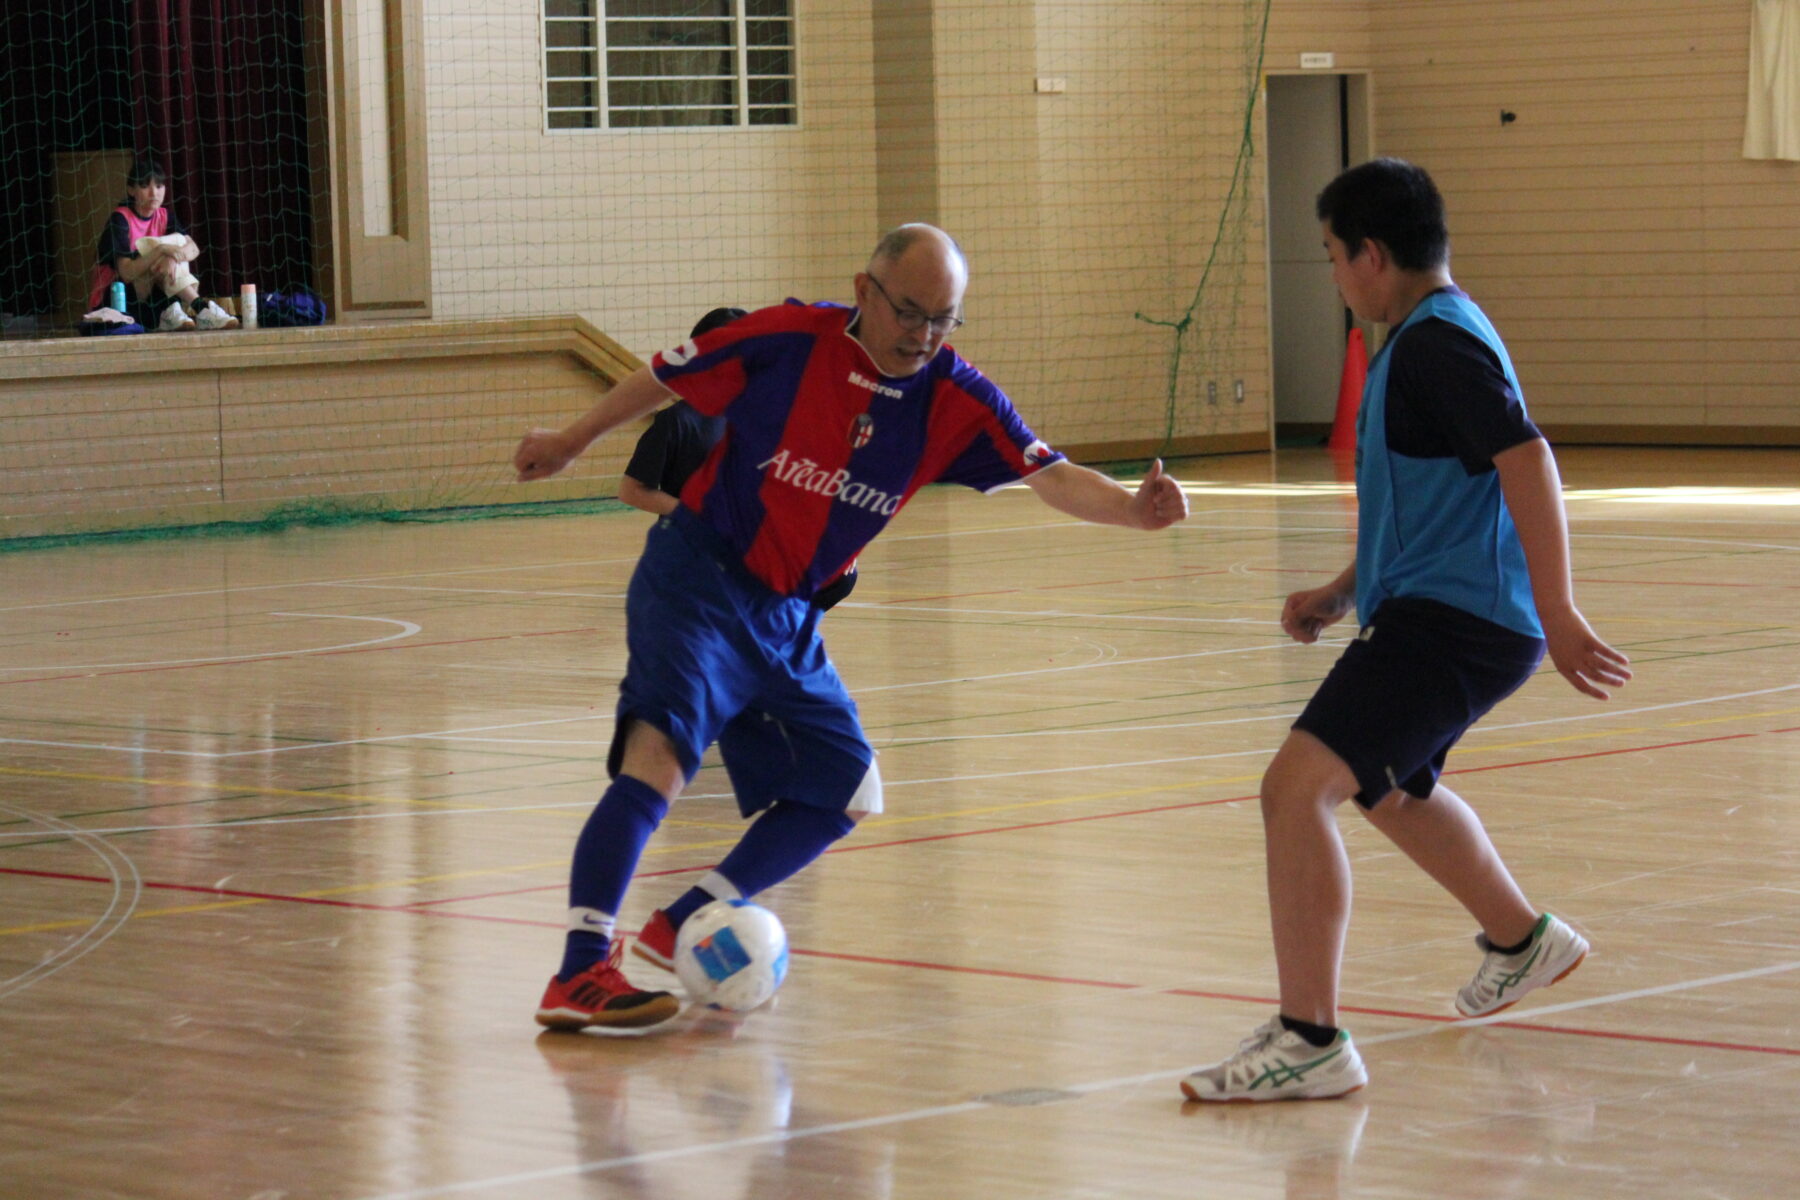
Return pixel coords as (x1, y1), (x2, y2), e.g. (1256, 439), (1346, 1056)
(866, 273), (964, 336)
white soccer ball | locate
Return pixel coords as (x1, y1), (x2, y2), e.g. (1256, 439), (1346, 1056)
(674, 899), (789, 1012)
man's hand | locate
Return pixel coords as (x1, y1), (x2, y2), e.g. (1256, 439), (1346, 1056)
(1132, 459), (1189, 530)
(1541, 607), (1632, 699)
(1280, 584), (1354, 644)
(514, 429), (579, 481)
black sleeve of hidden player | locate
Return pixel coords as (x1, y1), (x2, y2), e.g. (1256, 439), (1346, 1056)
(623, 408), (676, 490)
(1384, 318), (1542, 475)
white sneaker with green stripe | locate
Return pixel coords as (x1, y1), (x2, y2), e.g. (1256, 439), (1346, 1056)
(1181, 1017), (1368, 1102)
(1455, 913), (1589, 1018)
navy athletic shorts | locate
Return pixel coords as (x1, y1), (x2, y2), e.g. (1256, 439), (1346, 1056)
(1293, 596), (1545, 809)
(610, 509), (881, 816)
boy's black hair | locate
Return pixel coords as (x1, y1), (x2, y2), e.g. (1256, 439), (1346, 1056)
(690, 306), (748, 339)
(126, 156), (168, 188)
(1315, 157), (1449, 271)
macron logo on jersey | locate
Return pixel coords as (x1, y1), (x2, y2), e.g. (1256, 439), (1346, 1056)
(758, 449), (903, 516)
(847, 371), (905, 400)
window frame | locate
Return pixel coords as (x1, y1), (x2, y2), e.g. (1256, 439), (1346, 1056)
(541, 0), (799, 133)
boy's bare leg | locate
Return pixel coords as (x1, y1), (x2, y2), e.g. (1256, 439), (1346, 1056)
(1358, 784), (1539, 948)
(1259, 729), (1361, 1027)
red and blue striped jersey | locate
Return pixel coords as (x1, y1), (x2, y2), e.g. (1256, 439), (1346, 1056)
(650, 300), (1063, 599)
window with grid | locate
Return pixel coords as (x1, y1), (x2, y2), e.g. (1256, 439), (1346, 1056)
(544, 0), (796, 130)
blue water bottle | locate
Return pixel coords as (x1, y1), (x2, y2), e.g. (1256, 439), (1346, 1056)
(107, 281), (127, 312)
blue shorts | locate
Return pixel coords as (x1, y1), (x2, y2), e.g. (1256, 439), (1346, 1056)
(1293, 597), (1544, 809)
(609, 509), (882, 816)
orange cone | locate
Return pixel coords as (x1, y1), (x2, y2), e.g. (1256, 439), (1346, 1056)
(1327, 328), (1367, 452)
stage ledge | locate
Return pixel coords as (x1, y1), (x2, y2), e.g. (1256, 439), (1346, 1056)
(0, 315), (642, 384)
(0, 318), (646, 542)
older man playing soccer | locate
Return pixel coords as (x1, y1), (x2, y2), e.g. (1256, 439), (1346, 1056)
(517, 223), (1189, 1030)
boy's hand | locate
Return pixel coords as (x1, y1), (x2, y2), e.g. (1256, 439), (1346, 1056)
(1281, 585), (1354, 644)
(1541, 608), (1632, 699)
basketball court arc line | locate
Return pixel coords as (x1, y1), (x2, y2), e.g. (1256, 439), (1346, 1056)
(0, 804), (142, 1001)
(0, 614), (421, 674)
(352, 959), (1800, 1200)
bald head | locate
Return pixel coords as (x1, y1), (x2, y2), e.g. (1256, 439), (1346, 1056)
(869, 223), (968, 280)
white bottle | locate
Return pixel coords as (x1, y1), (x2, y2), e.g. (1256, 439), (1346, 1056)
(240, 284), (258, 330)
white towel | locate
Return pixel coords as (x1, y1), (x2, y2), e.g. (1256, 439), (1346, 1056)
(134, 235), (200, 295)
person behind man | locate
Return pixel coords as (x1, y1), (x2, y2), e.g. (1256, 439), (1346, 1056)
(516, 223), (1190, 1030)
(1180, 159), (1632, 1102)
(620, 306), (859, 610)
(88, 157), (238, 332)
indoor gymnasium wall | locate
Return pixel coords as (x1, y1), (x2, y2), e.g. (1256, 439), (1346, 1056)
(417, 1), (1279, 461)
(418, 1), (879, 359)
(1364, 0), (1799, 442)
(939, 0), (1275, 456)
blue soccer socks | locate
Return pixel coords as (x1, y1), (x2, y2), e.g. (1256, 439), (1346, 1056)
(558, 775), (670, 980)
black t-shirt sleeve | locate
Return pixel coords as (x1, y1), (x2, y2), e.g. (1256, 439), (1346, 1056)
(1384, 317), (1541, 474)
(624, 408), (676, 489)
(96, 212), (132, 266)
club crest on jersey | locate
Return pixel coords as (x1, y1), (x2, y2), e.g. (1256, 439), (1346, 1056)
(661, 339), (700, 367)
(1023, 439), (1055, 465)
(849, 413), (875, 449)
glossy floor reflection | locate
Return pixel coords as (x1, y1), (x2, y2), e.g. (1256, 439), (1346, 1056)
(0, 447), (1796, 1199)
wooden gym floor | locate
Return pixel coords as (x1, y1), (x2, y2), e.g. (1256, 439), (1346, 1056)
(1, 446), (1796, 1199)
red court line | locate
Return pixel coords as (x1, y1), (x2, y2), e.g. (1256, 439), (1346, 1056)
(0, 626), (601, 688)
(11, 723), (1799, 1056)
(9, 869), (1794, 1059)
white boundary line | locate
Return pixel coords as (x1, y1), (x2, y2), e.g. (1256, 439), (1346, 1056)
(354, 958), (1800, 1200)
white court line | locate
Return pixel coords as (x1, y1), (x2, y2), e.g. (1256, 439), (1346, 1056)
(10, 670), (1794, 838)
(5, 658), (1796, 765)
(0, 802), (142, 1001)
(858, 638), (1303, 693)
(0, 613), (420, 673)
(353, 958), (1800, 1200)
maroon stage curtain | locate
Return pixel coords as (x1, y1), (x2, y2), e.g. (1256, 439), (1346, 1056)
(129, 0), (313, 298)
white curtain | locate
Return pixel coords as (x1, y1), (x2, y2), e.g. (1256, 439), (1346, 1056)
(1744, 0), (1800, 160)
